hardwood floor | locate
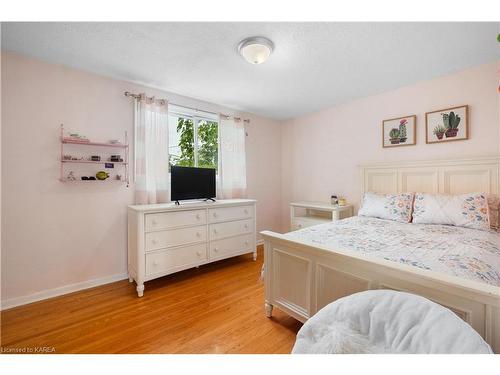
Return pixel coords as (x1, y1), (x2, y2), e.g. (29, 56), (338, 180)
(0, 246), (301, 354)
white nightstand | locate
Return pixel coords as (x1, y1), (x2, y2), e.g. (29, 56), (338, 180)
(290, 201), (354, 231)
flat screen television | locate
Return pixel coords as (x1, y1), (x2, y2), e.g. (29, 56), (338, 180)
(171, 166), (216, 203)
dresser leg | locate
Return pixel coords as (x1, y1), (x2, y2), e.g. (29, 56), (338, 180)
(128, 275), (133, 283)
(253, 251), (257, 261)
(265, 302), (273, 318)
(136, 284), (144, 297)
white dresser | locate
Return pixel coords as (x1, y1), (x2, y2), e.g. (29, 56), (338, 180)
(128, 199), (257, 297)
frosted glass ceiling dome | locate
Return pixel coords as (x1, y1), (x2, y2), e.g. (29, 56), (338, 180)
(238, 37), (274, 64)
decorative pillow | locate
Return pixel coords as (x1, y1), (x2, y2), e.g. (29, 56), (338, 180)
(412, 193), (490, 231)
(487, 194), (500, 231)
(358, 192), (414, 223)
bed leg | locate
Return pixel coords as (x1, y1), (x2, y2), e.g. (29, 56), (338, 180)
(253, 251), (257, 261)
(265, 302), (273, 318)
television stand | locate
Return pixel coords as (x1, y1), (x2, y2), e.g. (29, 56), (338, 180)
(127, 199), (258, 297)
(173, 198), (214, 205)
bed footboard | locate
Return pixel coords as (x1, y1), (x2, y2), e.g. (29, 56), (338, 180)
(261, 230), (500, 353)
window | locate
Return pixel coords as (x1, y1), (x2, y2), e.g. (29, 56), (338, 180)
(168, 106), (219, 172)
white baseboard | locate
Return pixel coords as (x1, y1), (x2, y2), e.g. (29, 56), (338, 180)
(1, 272), (128, 311)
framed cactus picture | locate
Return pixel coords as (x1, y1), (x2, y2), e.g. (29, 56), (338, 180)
(382, 115), (416, 148)
(425, 105), (468, 144)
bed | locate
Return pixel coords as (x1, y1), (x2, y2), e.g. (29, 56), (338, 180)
(260, 156), (500, 353)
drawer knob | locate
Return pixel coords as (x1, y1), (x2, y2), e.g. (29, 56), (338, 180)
(213, 229), (218, 234)
(153, 260), (159, 266)
(152, 219), (157, 225)
(196, 232), (201, 237)
(196, 251), (202, 257)
(214, 247), (218, 252)
(213, 212), (217, 217)
(196, 214), (201, 219)
(152, 239), (158, 245)
(244, 209), (248, 214)
(298, 224), (302, 228)
(244, 224), (248, 229)
(245, 240), (249, 245)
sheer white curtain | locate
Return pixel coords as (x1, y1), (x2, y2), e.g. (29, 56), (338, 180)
(219, 116), (247, 199)
(134, 95), (169, 204)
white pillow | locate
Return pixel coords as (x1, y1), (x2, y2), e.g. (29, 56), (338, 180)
(412, 193), (490, 231)
(358, 192), (414, 223)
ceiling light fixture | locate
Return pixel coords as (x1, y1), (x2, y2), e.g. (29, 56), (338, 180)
(238, 37), (274, 65)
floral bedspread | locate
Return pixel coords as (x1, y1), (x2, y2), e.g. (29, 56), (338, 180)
(287, 216), (500, 287)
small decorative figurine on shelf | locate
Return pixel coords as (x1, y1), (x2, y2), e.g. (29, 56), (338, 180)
(330, 195), (339, 206)
(64, 132), (89, 143)
(90, 155), (101, 162)
(62, 154), (72, 160)
(116, 174), (122, 181)
(110, 155), (123, 162)
(66, 171), (76, 181)
(96, 171), (110, 180)
(338, 197), (347, 206)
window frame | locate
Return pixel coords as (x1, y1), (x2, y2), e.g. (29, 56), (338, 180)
(168, 106), (220, 173)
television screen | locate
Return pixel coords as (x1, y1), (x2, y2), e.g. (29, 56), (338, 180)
(171, 166), (216, 202)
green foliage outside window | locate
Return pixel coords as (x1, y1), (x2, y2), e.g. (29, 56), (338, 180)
(174, 118), (195, 167)
(169, 117), (218, 171)
(197, 120), (218, 169)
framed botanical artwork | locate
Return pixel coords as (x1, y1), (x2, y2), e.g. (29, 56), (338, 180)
(382, 115), (416, 148)
(425, 105), (468, 144)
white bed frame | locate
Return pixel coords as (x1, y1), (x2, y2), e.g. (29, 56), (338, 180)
(261, 156), (500, 353)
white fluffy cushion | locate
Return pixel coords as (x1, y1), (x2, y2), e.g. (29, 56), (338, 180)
(412, 193), (490, 231)
(358, 192), (414, 223)
(292, 290), (492, 354)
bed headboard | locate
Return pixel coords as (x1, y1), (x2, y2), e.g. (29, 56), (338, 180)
(360, 156), (500, 196)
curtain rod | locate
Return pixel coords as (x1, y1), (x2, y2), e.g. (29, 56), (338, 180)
(219, 114), (250, 123)
(124, 91), (250, 123)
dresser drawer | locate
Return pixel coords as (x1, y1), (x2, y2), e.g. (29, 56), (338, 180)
(291, 217), (328, 231)
(146, 243), (207, 276)
(209, 218), (253, 240)
(210, 234), (254, 260)
(145, 209), (206, 231)
(208, 205), (253, 223)
(145, 225), (206, 251)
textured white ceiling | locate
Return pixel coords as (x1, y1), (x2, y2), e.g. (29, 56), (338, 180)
(1, 22), (499, 120)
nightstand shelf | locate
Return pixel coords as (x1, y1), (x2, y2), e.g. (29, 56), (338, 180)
(290, 201), (353, 231)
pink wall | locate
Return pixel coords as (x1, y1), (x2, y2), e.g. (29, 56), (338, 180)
(280, 62), (500, 231)
(0, 51), (282, 306)
(2, 51), (499, 307)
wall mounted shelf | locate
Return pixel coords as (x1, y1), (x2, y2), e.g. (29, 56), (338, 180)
(59, 124), (130, 187)
(59, 179), (126, 183)
(62, 139), (128, 148)
(61, 160), (128, 165)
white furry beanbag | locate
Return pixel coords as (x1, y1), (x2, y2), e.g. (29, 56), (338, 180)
(292, 290), (492, 354)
